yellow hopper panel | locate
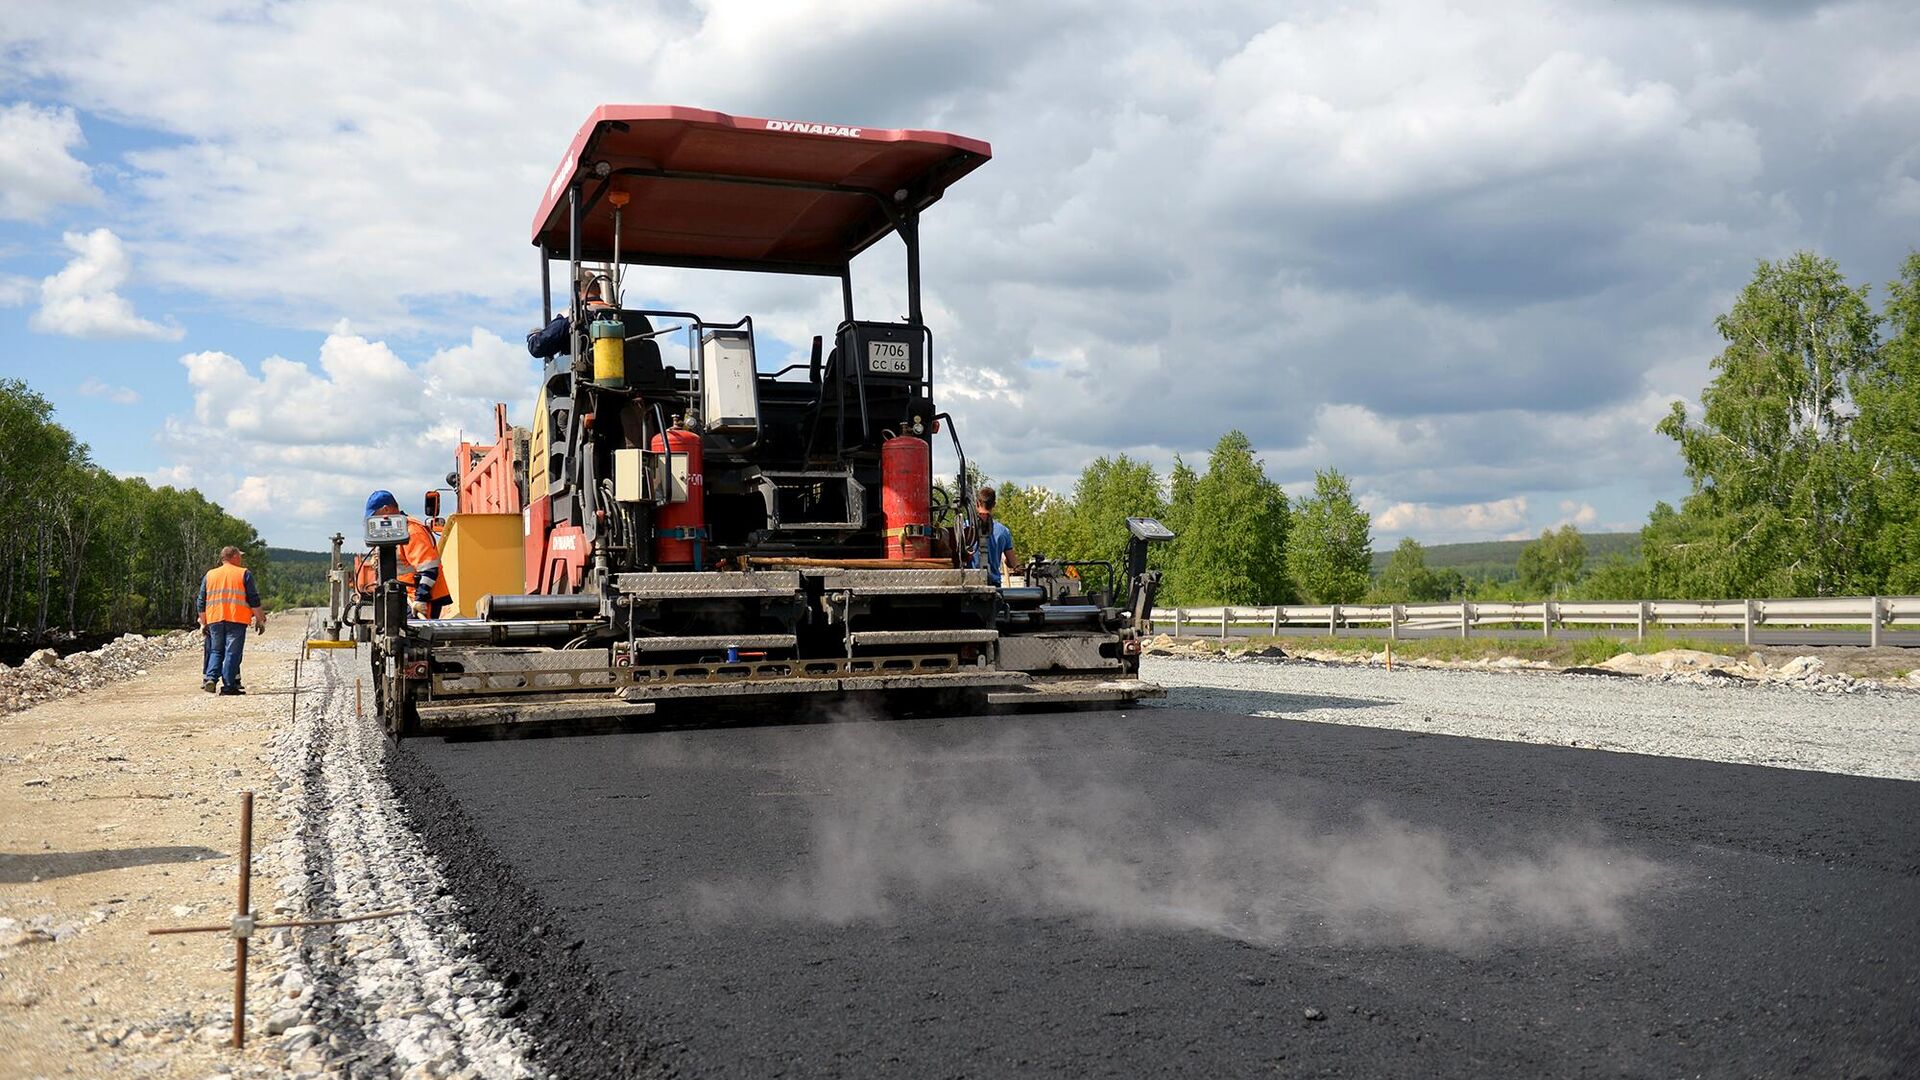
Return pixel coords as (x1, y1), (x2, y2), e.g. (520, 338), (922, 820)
(442, 513), (525, 617)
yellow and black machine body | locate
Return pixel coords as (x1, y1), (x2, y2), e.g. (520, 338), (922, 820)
(366, 106), (1172, 736)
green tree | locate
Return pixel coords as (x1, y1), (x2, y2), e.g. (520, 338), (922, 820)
(1373, 537), (1455, 602)
(1162, 432), (1291, 605)
(1647, 252), (1881, 597)
(1156, 456), (1200, 604)
(991, 482), (1073, 567)
(1859, 252), (1920, 591)
(1286, 469), (1371, 603)
(1059, 455), (1167, 580)
(966, 456), (1169, 602)
(1516, 525), (1587, 597)
(0, 378), (270, 633)
(1164, 456), (1197, 535)
(1571, 554), (1651, 601)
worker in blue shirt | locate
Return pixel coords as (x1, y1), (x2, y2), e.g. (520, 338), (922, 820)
(527, 276), (609, 359)
(971, 485), (1016, 586)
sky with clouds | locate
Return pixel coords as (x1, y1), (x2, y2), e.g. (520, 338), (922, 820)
(0, 0), (1915, 550)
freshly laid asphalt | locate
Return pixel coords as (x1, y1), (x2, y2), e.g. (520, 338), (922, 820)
(395, 703), (1920, 1078)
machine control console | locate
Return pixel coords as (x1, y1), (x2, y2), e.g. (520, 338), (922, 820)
(364, 513), (410, 547)
(1126, 517), (1176, 541)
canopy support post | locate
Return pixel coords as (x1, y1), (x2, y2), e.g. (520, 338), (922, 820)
(540, 250), (552, 323)
(900, 211), (922, 328)
(567, 185), (582, 331)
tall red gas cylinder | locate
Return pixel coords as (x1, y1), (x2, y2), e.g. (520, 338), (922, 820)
(882, 434), (932, 559)
(650, 425), (707, 567)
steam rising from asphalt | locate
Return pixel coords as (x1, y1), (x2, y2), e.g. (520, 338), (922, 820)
(690, 725), (1666, 950)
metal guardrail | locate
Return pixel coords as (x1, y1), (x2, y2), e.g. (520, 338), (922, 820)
(1149, 596), (1918, 648)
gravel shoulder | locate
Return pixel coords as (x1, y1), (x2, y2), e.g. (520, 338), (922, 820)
(1, 615), (542, 1079)
(0, 617), (295, 1078)
(1144, 655), (1920, 781)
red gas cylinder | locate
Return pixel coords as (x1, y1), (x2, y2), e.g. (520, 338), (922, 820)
(881, 434), (932, 560)
(650, 425), (707, 567)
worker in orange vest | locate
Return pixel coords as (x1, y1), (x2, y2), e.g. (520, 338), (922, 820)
(364, 490), (452, 618)
(198, 545), (265, 695)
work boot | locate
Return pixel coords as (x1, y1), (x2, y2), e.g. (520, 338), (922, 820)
(219, 686), (247, 696)
(202, 678), (218, 693)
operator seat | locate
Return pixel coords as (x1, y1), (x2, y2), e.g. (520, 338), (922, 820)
(608, 309), (668, 387)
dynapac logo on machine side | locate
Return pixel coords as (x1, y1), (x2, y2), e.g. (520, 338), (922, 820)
(765, 119), (863, 138)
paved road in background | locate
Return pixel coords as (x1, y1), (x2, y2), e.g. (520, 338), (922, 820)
(1163, 624), (1920, 648)
(399, 707), (1919, 1078)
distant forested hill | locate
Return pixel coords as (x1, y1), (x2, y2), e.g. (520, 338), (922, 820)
(1371, 532), (1640, 582)
(256, 547), (332, 609)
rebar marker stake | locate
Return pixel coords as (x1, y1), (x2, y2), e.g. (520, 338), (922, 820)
(146, 793), (408, 1052)
(234, 790), (253, 1047)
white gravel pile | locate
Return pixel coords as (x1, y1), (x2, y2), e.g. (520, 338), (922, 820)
(0, 629), (199, 714)
(1144, 654), (1920, 782)
(1591, 649), (1898, 693)
(256, 642), (541, 1080)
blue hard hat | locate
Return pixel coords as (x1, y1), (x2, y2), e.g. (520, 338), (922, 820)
(364, 489), (400, 517)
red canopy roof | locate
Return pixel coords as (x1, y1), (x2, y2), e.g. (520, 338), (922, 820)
(532, 105), (991, 274)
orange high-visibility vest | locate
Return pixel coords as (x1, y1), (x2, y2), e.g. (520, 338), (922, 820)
(203, 563), (254, 624)
(397, 517), (451, 602)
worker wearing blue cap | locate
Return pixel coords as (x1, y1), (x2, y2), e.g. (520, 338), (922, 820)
(365, 490), (451, 618)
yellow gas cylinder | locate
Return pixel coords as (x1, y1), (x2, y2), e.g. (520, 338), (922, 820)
(591, 317), (625, 387)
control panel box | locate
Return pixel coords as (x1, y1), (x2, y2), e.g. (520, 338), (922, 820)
(700, 328), (759, 433)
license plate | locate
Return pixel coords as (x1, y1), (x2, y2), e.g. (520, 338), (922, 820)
(867, 341), (911, 374)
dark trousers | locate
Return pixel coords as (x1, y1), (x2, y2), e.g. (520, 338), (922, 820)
(204, 621), (248, 691)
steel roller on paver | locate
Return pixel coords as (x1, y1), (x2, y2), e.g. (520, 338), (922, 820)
(320, 106), (1173, 735)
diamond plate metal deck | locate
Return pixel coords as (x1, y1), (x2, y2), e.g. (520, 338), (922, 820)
(997, 632), (1123, 673)
(612, 571), (804, 598)
(820, 568), (998, 595)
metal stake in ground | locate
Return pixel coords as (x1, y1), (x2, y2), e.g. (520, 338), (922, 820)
(234, 791), (252, 1045)
(147, 791), (409, 1049)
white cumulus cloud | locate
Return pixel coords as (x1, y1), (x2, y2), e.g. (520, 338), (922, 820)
(30, 228), (184, 341)
(2, 0), (1915, 544)
(1554, 499), (1600, 529)
(423, 329), (540, 407)
(1374, 497), (1532, 543)
(164, 327), (539, 542)
(0, 101), (98, 221)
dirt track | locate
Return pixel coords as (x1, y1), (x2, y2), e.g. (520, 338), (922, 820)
(0, 618), (297, 1079)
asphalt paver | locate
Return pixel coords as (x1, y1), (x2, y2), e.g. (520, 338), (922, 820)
(395, 707), (1920, 1078)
